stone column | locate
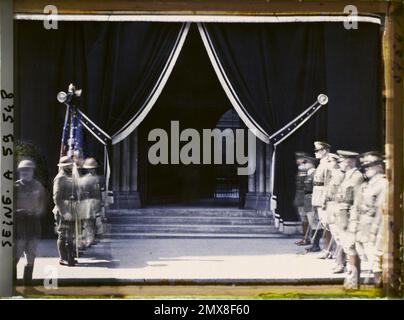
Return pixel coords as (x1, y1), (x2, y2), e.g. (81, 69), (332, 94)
(121, 137), (130, 192)
(112, 142), (121, 208)
(113, 132), (141, 209)
(244, 137), (258, 209)
(265, 143), (272, 193)
(257, 141), (265, 193)
(130, 130), (139, 192)
(129, 130), (141, 207)
(256, 141), (271, 213)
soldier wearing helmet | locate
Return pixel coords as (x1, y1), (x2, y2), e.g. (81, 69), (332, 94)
(329, 150), (364, 275)
(78, 157), (103, 247)
(318, 152), (345, 259)
(15, 159), (46, 286)
(344, 151), (386, 289)
(294, 152), (315, 246)
(52, 155), (78, 266)
(299, 155), (317, 246)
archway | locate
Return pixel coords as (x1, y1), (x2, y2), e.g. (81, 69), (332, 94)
(137, 24), (246, 207)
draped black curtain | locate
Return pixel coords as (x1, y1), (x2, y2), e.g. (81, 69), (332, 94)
(17, 21), (382, 222)
(324, 23), (382, 151)
(16, 20), (185, 176)
(202, 22), (381, 221)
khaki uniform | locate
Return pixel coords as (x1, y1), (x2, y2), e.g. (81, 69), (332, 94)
(334, 169), (364, 252)
(78, 174), (102, 220)
(294, 169), (307, 222)
(311, 156), (331, 228)
(324, 168), (345, 225)
(15, 179), (46, 266)
(304, 168), (316, 229)
(346, 173), (386, 272)
(95, 175), (107, 236)
(78, 173), (102, 245)
(52, 171), (79, 262)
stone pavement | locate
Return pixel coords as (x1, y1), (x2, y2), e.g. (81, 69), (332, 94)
(16, 237), (374, 284)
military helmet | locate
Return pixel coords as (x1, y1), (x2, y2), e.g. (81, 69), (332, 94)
(57, 155), (74, 167)
(17, 159), (36, 170)
(83, 157), (99, 169)
(359, 151), (384, 169)
(314, 141), (331, 151)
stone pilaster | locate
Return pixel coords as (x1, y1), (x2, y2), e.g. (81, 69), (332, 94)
(112, 130), (141, 209)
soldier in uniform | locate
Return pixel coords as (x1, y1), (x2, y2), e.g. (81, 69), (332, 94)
(79, 157), (103, 247)
(318, 153), (345, 259)
(15, 159), (46, 285)
(331, 150), (363, 273)
(306, 141), (331, 253)
(294, 152), (311, 246)
(52, 156), (78, 266)
(302, 155), (317, 247)
(344, 152), (386, 289)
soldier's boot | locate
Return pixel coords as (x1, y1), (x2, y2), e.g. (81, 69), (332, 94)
(306, 229), (323, 252)
(317, 230), (332, 258)
(66, 241), (76, 267)
(23, 265), (34, 286)
(324, 230), (332, 249)
(295, 222), (311, 246)
(319, 235), (336, 259)
(344, 255), (360, 290)
(373, 272), (383, 288)
(355, 256), (361, 288)
(333, 247), (346, 273)
(57, 239), (69, 264)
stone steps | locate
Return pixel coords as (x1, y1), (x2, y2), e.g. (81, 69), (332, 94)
(109, 223), (278, 234)
(104, 232), (285, 239)
(105, 207), (277, 239)
(107, 216), (272, 225)
(107, 208), (262, 218)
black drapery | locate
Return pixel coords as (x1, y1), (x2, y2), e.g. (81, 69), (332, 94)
(16, 20), (188, 170)
(200, 22), (381, 221)
(324, 23), (382, 151)
(16, 20), (382, 222)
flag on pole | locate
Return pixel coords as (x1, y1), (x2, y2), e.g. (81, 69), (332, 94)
(59, 106), (84, 162)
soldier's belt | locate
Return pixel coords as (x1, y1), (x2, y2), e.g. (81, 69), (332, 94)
(313, 182), (324, 186)
(336, 201), (352, 207)
(304, 192), (313, 195)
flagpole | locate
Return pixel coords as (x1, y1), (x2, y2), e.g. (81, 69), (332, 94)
(60, 106), (70, 158)
(58, 84), (82, 260)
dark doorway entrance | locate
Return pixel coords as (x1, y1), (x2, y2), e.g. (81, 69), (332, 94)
(213, 109), (247, 204)
(138, 24), (246, 207)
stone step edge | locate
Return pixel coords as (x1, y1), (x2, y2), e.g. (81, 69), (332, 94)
(102, 232), (285, 239)
(110, 223), (276, 228)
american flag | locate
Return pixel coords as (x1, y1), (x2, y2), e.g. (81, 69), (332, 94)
(60, 106), (84, 161)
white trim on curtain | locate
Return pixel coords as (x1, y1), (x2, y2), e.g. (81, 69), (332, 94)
(197, 22), (270, 143)
(77, 108), (111, 140)
(270, 95), (328, 146)
(15, 14), (382, 25)
(111, 22), (191, 144)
